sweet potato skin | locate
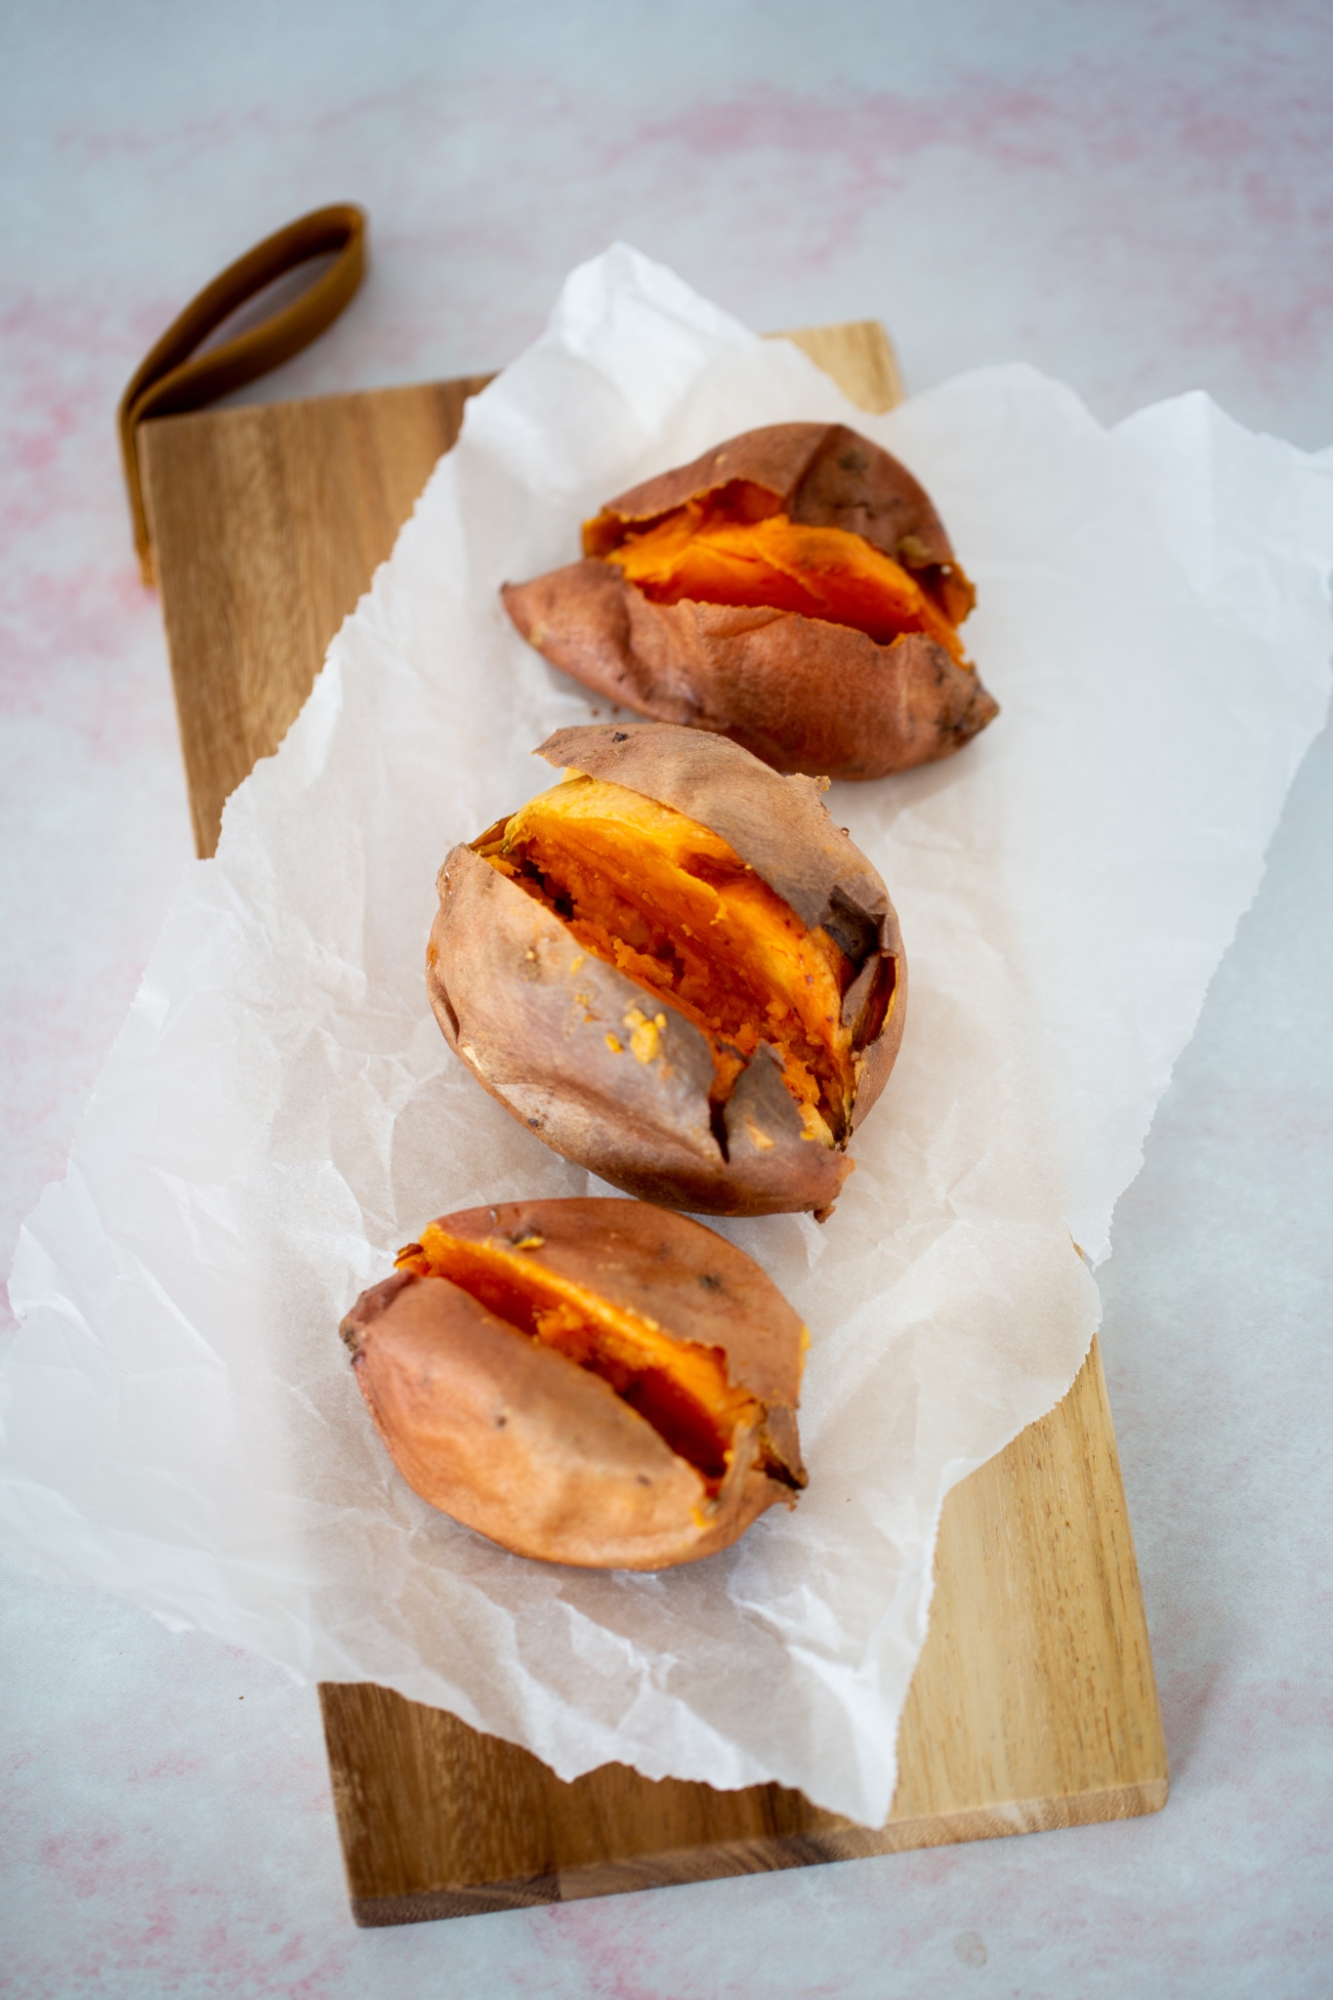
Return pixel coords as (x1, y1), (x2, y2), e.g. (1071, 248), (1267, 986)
(505, 423), (996, 782)
(427, 725), (905, 1217)
(509, 573), (998, 780)
(341, 1198), (807, 1569)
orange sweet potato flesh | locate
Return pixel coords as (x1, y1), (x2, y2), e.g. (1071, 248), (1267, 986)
(427, 724), (905, 1218)
(503, 423), (997, 782)
(479, 774), (859, 1143)
(605, 511), (968, 662)
(341, 1198), (808, 1568)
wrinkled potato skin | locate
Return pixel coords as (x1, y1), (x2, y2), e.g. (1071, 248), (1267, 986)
(341, 1198), (807, 1569)
(428, 725), (905, 1216)
(504, 423), (997, 782)
(505, 568), (994, 782)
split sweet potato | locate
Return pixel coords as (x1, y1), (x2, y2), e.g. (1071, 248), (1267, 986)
(427, 722), (905, 1218)
(341, 1197), (808, 1569)
(503, 422), (998, 781)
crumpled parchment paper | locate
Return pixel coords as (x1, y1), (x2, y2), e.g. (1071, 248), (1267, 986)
(4, 247), (1331, 1825)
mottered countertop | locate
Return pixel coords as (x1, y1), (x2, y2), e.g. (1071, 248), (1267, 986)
(3, 3), (1331, 1995)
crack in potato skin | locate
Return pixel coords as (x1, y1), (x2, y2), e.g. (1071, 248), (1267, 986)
(478, 775), (856, 1142)
(396, 1222), (778, 1494)
(604, 507), (969, 663)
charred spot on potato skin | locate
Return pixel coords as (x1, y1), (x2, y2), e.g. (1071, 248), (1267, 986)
(759, 1446), (807, 1493)
(398, 1223), (778, 1494)
(339, 1267), (416, 1354)
(709, 1099), (731, 1163)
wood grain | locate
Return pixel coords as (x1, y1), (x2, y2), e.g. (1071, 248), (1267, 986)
(777, 320), (905, 412)
(140, 319), (1166, 1927)
(320, 1339), (1165, 1925)
(142, 373), (492, 857)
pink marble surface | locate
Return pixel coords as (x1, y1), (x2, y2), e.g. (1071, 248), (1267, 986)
(2, 2), (1331, 1992)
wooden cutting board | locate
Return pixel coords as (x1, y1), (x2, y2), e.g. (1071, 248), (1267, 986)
(139, 321), (1167, 1926)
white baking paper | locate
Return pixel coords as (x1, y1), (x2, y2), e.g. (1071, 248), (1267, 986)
(4, 248), (1331, 1826)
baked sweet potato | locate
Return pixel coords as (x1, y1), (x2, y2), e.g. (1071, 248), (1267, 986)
(341, 1197), (808, 1569)
(427, 722), (905, 1218)
(503, 422), (997, 782)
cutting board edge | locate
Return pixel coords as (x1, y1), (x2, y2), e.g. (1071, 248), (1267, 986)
(343, 1773), (1169, 1927)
